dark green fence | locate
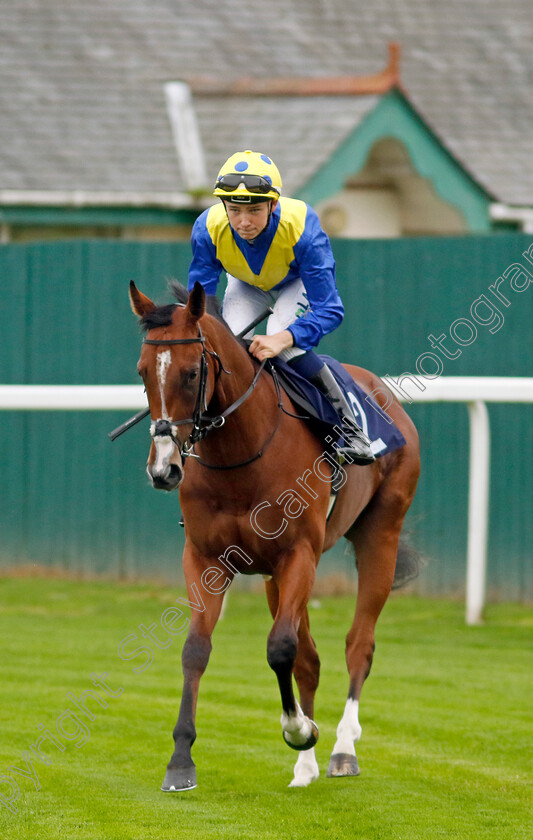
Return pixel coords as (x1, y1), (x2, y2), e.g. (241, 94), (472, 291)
(1, 235), (532, 598)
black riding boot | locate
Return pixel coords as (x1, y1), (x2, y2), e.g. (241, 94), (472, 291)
(311, 365), (375, 465)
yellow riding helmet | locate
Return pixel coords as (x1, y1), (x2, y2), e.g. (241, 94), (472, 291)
(213, 150), (282, 202)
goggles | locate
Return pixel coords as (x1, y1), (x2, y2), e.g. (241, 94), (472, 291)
(214, 174), (280, 195)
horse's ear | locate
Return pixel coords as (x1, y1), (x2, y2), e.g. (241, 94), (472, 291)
(129, 281), (155, 317)
(186, 282), (206, 322)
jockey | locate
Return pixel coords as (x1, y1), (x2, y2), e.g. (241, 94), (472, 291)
(188, 150), (375, 465)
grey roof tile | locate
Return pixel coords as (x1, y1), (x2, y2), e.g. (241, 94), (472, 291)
(1, 0), (532, 203)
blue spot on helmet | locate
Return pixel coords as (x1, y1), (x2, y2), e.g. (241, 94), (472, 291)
(213, 150), (282, 199)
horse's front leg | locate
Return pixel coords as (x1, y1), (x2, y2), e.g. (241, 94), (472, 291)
(162, 548), (230, 792)
(267, 548), (319, 755)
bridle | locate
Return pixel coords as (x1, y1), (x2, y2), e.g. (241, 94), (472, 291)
(143, 324), (284, 470)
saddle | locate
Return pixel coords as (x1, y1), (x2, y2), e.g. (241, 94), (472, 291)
(269, 354), (406, 460)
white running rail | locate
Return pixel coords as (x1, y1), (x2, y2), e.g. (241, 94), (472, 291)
(1, 377), (532, 625)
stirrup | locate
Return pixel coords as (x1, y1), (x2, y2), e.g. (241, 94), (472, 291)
(310, 364), (375, 465)
(336, 419), (375, 465)
(336, 443), (375, 466)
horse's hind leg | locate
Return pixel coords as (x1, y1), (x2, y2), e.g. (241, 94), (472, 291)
(265, 551), (320, 752)
(265, 579), (320, 787)
(291, 610), (321, 786)
(327, 500), (405, 778)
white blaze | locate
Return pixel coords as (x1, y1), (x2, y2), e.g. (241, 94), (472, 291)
(156, 350), (172, 418)
(152, 435), (175, 475)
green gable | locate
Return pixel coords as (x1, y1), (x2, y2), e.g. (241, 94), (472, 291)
(295, 89), (494, 233)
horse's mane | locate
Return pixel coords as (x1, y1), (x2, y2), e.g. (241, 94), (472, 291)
(139, 280), (232, 334)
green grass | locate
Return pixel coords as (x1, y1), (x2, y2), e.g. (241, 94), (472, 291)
(0, 577), (531, 840)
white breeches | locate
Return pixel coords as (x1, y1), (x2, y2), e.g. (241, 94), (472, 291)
(222, 275), (310, 362)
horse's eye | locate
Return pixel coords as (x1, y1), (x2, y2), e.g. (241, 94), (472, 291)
(187, 370), (198, 384)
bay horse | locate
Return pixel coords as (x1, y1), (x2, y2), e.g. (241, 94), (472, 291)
(129, 279), (420, 790)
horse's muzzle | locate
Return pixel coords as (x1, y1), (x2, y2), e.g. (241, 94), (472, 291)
(148, 462), (183, 491)
(148, 425), (184, 491)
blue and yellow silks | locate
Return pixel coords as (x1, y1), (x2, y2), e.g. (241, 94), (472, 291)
(188, 197), (344, 351)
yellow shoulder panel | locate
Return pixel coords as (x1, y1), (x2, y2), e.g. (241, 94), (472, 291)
(206, 199), (308, 291)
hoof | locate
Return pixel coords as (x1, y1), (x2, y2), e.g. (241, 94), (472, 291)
(282, 719), (319, 751)
(161, 764), (197, 792)
(326, 752), (360, 778)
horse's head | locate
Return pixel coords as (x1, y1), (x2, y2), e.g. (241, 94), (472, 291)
(130, 281), (214, 491)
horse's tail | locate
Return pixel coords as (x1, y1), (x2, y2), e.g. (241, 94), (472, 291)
(392, 534), (424, 590)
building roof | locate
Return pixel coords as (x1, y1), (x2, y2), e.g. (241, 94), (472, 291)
(1, 0), (532, 205)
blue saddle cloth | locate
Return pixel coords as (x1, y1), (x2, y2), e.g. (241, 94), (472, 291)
(270, 354), (406, 458)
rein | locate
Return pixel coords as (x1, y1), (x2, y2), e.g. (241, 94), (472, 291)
(144, 325), (283, 470)
(194, 363), (284, 470)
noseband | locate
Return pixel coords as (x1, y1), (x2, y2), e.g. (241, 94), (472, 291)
(144, 325), (281, 469)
